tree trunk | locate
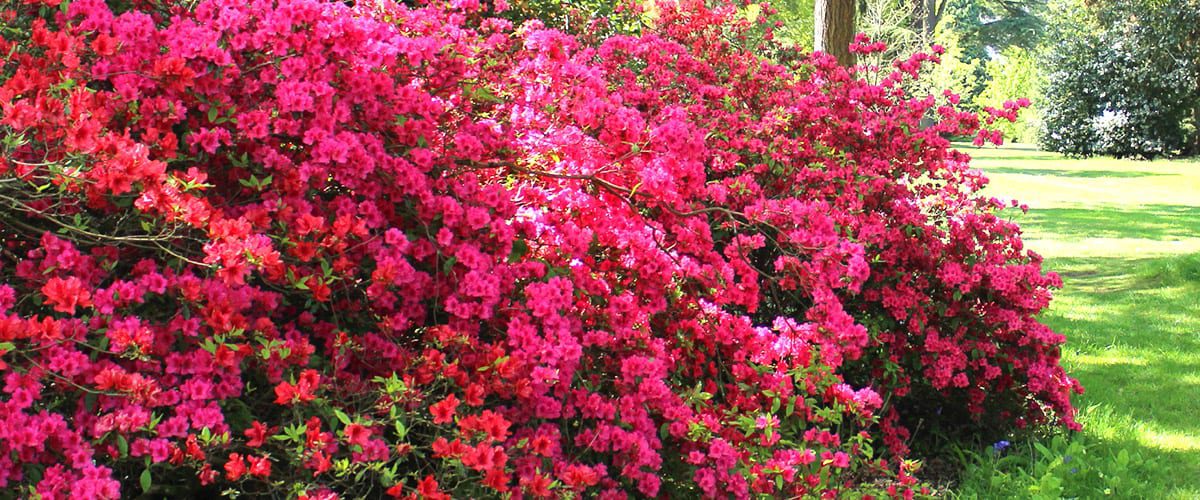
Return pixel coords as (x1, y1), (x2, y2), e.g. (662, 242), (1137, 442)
(910, 0), (945, 43)
(1192, 103), (1200, 155)
(814, 0), (857, 66)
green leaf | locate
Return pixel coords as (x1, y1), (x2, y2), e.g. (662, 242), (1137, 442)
(471, 85), (502, 103)
(333, 408), (352, 426)
(508, 239), (529, 263)
(146, 413), (163, 432)
(1034, 442), (1052, 457)
(117, 435), (129, 457)
(207, 106), (218, 123)
(139, 468), (152, 493)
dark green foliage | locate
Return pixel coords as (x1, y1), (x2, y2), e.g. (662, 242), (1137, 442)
(952, 0), (1047, 51)
(1039, 0), (1200, 158)
(1038, 13), (1104, 156)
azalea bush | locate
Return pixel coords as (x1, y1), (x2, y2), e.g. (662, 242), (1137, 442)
(0, 0), (1079, 498)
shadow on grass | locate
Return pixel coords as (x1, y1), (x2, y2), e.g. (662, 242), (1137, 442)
(1068, 356), (1200, 432)
(1035, 254), (1200, 492)
(984, 166), (1174, 178)
(955, 145), (1063, 161)
(970, 155), (1078, 162)
(1010, 204), (1200, 241)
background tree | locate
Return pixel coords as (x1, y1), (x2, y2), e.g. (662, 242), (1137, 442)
(771, 0), (817, 48)
(910, 0), (949, 41)
(978, 46), (1044, 142)
(858, 0), (927, 61)
(946, 0), (1046, 50)
(1039, 0), (1200, 157)
(814, 0), (858, 64)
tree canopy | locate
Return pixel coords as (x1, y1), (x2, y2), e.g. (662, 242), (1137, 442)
(1039, 0), (1200, 157)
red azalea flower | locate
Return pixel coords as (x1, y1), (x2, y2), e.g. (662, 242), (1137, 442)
(429, 394), (459, 424)
(185, 434), (205, 461)
(308, 450), (331, 477)
(41, 276), (91, 314)
(464, 383), (485, 406)
(431, 437), (467, 459)
(416, 475), (448, 500)
(309, 275), (331, 302)
(89, 33), (116, 56)
(561, 464), (600, 490)
(343, 423), (371, 447)
(198, 463), (217, 486)
(247, 455), (271, 478)
(305, 416), (330, 450)
(274, 369), (320, 405)
(273, 381), (298, 404)
(244, 421), (273, 448)
(529, 434), (553, 457)
(521, 473), (553, 498)
(224, 453), (247, 481)
(483, 468), (510, 492)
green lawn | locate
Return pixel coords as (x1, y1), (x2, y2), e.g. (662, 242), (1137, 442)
(949, 144), (1200, 499)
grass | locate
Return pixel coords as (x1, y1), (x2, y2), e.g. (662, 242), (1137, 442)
(947, 144), (1200, 498)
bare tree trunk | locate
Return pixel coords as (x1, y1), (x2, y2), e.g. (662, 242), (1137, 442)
(910, 0), (946, 43)
(814, 0), (857, 66)
(1192, 104), (1200, 155)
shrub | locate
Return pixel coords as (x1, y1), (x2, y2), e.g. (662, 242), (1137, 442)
(0, 0), (1078, 498)
(1038, 0), (1200, 158)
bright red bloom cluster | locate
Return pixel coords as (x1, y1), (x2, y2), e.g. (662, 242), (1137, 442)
(0, 0), (1079, 498)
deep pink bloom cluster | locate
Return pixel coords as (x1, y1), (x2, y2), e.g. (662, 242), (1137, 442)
(0, 0), (1079, 498)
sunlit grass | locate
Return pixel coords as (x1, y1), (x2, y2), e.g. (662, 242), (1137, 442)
(949, 144), (1200, 498)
